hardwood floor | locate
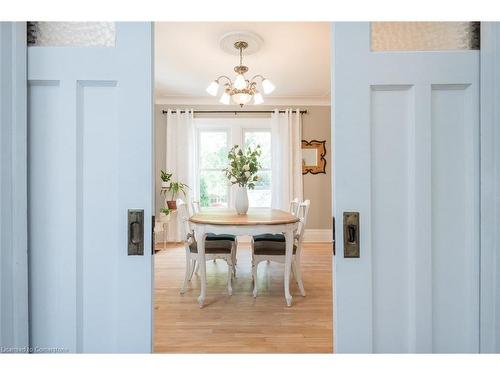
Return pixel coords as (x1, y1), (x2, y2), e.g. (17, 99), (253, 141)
(153, 241), (333, 353)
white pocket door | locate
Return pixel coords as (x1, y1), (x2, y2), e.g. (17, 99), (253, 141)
(332, 22), (480, 353)
(28, 23), (153, 353)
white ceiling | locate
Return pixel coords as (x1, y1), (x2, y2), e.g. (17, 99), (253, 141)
(154, 22), (331, 105)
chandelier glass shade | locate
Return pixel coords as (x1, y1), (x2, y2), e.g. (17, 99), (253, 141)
(206, 41), (275, 106)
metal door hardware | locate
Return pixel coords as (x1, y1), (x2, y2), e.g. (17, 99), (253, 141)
(332, 216), (336, 256)
(343, 212), (359, 258)
(151, 215), (155, 255)
(128, 209), (144, 256)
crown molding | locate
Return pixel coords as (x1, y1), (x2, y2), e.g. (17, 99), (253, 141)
(155, 95), (331, 106)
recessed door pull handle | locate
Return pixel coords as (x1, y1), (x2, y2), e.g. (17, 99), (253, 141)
(128, 209), (144, 255)
(343, 212), (360, 258)
(130, 221), (141, 244)
(347, 224), (357, 244)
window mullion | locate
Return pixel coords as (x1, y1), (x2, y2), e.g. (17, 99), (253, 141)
(195, 121), (272, 209)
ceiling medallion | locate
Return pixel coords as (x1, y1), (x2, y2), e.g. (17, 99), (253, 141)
(206, 37), (275, 107)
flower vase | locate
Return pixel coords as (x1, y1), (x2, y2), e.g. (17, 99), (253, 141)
(235, 185), (249, 215)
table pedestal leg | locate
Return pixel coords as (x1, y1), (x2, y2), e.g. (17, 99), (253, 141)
(284, 228), (294, 307)
(195, 227), (207, 308)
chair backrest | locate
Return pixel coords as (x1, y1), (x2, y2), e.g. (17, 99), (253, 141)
(191, 199), (200, 214)
(176, 198), (191, 242)
(289, 198), (299, 216)
(296, 199), (311, 242)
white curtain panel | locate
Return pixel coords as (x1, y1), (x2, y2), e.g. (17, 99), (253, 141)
(271, 109), (303, 210)
(164, 109), (196, 242)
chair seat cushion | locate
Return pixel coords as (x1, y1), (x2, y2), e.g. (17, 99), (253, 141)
(253, 240), (297, 256)
(253, 233), (285, 242)
(206, 233), (236, 241)
(189, 239), (232, 254)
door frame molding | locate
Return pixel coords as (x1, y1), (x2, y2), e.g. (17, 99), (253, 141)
(0, 22), (28, 348)
(479, 22), (500, 353)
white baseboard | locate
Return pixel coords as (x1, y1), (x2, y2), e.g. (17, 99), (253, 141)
(303, 229), (332, 243)
(236, 235), (253, 243)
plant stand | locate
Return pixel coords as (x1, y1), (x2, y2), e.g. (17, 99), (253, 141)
(163, 222), (168, 249)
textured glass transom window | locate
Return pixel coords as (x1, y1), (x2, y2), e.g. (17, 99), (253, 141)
(371, 22), (480, 51)
(27, 22), (115, 47)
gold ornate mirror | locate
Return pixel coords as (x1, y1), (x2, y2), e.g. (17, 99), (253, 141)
(301, 140), (327, 175)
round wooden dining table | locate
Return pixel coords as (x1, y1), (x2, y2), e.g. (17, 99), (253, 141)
(189, 208), (300, 307)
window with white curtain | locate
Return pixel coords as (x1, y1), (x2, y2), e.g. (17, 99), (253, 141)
(198, 129), (230, 207)
(244, 130), (272, 207)
(195, 118), (272, 208)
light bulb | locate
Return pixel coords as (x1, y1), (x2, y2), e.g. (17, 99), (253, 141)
(219, 92), (231, 105)
(206, 80), (219, 96)
(262, 78), (275, 94)
(253, 92), (264, 105)
(234, 74), (247, 90)
(232, 92), (253, 106)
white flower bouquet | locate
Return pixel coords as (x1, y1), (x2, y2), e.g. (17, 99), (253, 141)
(223, 145), (262, 189)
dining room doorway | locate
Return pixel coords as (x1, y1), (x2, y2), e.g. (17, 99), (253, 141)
(152, 22), (334, 353)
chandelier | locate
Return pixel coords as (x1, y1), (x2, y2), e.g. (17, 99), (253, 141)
(206, 41), (275, 106)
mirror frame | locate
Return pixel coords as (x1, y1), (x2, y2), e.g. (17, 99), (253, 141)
(301, 140), (327, 175)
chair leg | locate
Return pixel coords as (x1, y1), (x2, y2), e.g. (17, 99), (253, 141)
(233, 239), (238, 265)
(295, 257), (306, 297)
(194, 260), (199, 274)
(252, 260), (258, 298)
(226, 258), (233, 296)
(231, 243), (237, 278)
(188, 259), (196, 281)
(181, 255), (191, 294)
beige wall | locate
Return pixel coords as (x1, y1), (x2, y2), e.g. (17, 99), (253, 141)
(155, 104), (331, 230)
(300, 106), (332, 230)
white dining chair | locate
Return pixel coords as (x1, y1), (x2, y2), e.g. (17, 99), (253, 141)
(177, 198), (236, 295)
(262, 198), (298, 266)
(191, 199), (200, 215)
(289, 197), (300, 216)
(251, 199), (311, 298)
(191, 199), (238, 275)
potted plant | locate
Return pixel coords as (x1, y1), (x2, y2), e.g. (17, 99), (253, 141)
(159, 207), (172, 223)
(164, 180), (189, 210)
(160, 170), (172, 189)
(223, 145), (262, 215)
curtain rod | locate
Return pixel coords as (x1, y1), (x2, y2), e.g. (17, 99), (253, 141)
(162, 110), (307, 115)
